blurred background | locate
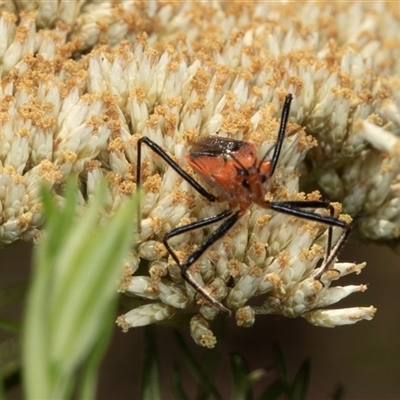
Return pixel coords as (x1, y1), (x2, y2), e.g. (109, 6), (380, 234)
(2, 240), (400, 399)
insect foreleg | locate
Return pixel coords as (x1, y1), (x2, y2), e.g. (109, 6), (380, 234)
(137, 137), (216, 201)
(136, 136), (216, 232)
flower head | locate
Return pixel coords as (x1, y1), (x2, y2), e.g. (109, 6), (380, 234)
(3, 2), (399, 345)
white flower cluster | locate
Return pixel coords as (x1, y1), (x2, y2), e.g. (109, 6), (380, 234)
(3, 1), (400, 345)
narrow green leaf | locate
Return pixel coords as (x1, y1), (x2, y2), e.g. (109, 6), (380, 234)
(0, 337), (20, 388)
(23, 209), (55, 397)
(39, 181), (77, 260)
(247, 369), (267, 388)
(140, 325), (161, 400)
(49, 190), (137, 368)
(0, 320), (20, 334)
(289, 358), (311, 400)
(196, 345), (219, 400)
(174, 331), (222, 400)
(23, 180), (138, 399)
(78, 299), (117, 400)
(258, 378), (286, 400)
(272, 343), (288, 385)
(172, 364), (189, 400)
(230, 353), (251, 400)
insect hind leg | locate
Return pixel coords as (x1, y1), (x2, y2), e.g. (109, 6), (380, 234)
(163, 210), (240, 316)
(267, 200), (351, 280)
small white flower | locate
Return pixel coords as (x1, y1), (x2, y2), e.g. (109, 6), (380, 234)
(124, 276), (159, 300)
(116, 303), (176, 331)
(303, 306), (377, 328)
(190, 314), (217, 349)
(235, 306), (255, 328)
(158, 281), (194, 309)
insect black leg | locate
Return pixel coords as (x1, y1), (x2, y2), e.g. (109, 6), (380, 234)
(267, 200), (351, 280)
(137, 137), (216, 201)
(136, 136), (217, 232)
(163, 210), (240, 316)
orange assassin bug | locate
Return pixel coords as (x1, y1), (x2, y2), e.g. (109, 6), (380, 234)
(136, 94), (351, 316)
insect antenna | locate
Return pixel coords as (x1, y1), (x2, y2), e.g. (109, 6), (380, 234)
(260, 94), (293, 177)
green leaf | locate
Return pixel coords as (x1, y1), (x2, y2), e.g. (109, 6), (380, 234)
(172, 364), (189, 400)
(196, 344), (219, 400)
(230, 353), (252, 400)
(0, 320), (20, 334)
(289, 358), (310, 400)
(140, 325), (161, 400)
(272, 343), (288, 385)
(174, 331), (222, 400)
(258, 378), (286, 400)
(22, 179), (138, 399)
(0, 338), (20, 384)
(77, 299), (117, 400)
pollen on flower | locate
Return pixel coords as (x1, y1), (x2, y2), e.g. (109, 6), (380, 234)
(106, 172), (122, 187)
(222, 236), (234, 253)
(153, 242), (167, 258)
(118, 267), (135, 293)
(250, 242), (268, 258)
(143, 174), (162, 193)
(181, 129), (199, 145)
(236, 306), (255, 327)
(108, 137), (126, 152)
(228, 259), (242, 278)
(56, 150), (78, 165)
(256, 214), (272, 227)
(18, 212), (32, 231)
(149, 217), (163, 236)
(170, 190), (196, 209)
(149, 262), (167, 291)
(249, 266), (262, 277)
(358, 284), (368, 292)
(150, 261), (167, 278)
(339, 213), (352, 225)
(116, 315), (130, 332)
(320, 268), (340, 281)
(298, 247), (317, 262)
(190, 314), (217, 348)
(277, 251), (290, 269)
(37, 160), (62, 182)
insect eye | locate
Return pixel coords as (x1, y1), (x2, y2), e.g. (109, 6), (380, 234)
(242, 179), (250, 189)
(261, 175), (267, 183)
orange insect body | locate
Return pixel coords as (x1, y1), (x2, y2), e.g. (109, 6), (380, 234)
(186, 137), (272, 211)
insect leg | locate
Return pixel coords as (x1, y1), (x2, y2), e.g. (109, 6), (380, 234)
(266, 200), (351, 280)
(136, 137), (217, 232)
(137, 137), (216, 201)
(163, 209), (240, 316)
